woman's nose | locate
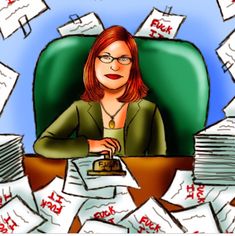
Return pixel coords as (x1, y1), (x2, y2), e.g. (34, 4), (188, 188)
(110, 59), (120, 71)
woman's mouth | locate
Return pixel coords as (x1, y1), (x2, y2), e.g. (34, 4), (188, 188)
(105, 74), (123, 80)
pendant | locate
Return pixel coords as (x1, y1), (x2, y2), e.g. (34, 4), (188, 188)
(109, 119), (115, 129)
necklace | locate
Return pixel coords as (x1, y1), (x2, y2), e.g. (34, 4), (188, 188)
(100, 102), (126, 129)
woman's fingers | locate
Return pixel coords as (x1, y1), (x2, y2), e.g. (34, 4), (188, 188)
(105, 138), (121, 153)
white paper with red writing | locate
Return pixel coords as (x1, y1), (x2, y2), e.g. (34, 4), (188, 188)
(0, 175), (37, 211)
(77, 187), (136, 225)
(0, 63), (19, 114)
(0, 196), (44, 233)
(57, 12), (104, 36)
(216, 203), (235, 233)
(134, 7), (186, 39)
(79, 219), (128, 234)
(72, 156), (139, 189)
(217, 0), (235, 21)
(0, 0), (48, 39)
(217, 30), (235, 82)
(172, 202), (222, 233)
(161, 170), (235, 213)
(63, 159), (115, 199)
(34, 177), (87, 233)
(119, 197), (185, 233)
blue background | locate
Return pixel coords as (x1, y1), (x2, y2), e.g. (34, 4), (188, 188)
(0, 0), (234, 153)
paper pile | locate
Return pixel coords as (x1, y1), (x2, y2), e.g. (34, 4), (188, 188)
(0, 134), (25, 182)
(193, 98), (235, 185)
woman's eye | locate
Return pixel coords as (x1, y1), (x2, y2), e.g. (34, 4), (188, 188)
(102, 55), (111, 60)
(120, 57), (128, 61)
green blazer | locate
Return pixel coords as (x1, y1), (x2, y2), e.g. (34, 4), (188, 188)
(33, 99), (166, 158)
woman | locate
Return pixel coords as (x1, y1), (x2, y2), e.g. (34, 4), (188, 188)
(34, 25), (166, 158)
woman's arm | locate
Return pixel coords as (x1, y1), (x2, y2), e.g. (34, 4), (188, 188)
(148, 106), (167, 156)
(33, 102), (89, 158)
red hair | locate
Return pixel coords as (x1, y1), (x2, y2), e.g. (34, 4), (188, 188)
(81, 25), (148, 102)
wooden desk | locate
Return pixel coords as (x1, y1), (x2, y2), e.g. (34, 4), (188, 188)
(23, 155), (194, 233)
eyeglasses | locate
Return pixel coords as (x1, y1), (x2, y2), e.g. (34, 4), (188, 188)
(97, 55), (132, 65)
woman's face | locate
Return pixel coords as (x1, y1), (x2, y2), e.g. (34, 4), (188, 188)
(95, 40), (132, 91)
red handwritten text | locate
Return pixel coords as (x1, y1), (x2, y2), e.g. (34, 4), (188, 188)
(186, 184), (205, 204)
(138, 215), (161, 233)
(0, 215), (18, 233)
(40, 191), (64, 215)
(7, 0), (15, 5)
(0, 192), (13, 207)
(93, 206), (116, 223)
(149, 19), (173, 38)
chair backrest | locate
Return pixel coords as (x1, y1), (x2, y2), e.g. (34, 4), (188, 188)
(33, 35), (209, 156)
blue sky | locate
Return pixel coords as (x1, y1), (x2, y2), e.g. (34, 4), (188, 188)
(0, 0), (234, 153)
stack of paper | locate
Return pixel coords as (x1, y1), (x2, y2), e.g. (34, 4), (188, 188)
(0, 134), (24, 182)
(193, 117), (235, 185)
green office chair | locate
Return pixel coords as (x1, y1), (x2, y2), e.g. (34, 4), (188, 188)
(33, 35), (209, 156)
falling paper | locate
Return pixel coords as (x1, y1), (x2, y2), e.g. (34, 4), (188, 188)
(78, 219), (129, 234)
(57, 12), (104, 36)
(72, 156), (139, 190)
(0, 63), (19, 115)
(217, 0), (235, 21)
(172, 203), (222, 233)
(34, 177), (87, 233)
(216, 30), (235, 82)
(0, 196), (44, 233)
(216, 202), (235, 233)
(119, 197), (185, 233)
(0, 0), (48, 39)
(0, 175), (37, 211)
(224, 96), (235, 117)
(78, 187), (136, 225)
(161, 170), (235, 213)
(135, 7), (186, 39)
(63, 159), (115, 199)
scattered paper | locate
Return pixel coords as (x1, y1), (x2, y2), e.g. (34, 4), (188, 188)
(161, 170), (235, 213)
(79, 219), (128, 234)
(63, 159), (115, 199)
(217, 30), (235, 82)
(0, 63), (19, 115)
(217, 202), (235, 233)
(78, 187), (136, 225)
(217, 0), (235, 21)
(0, 196), (44, 233)
(224, 96), (235, 117)
(135, 7), (186, 39)
(0, 0), (48, 39)
(57, 12), (104, 36)
(34, 177), (87, 233)
(119, 197), (185, 233)
(172, 203), (222, 233)
(72, 156), (139, 190)
(0, 175), (37, 211)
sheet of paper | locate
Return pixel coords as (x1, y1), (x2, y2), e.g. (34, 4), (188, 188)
(63, 159), (115, 199)
(34, 176), (87, 233)
(0, 196), (44, 233)
(79, 219), (128, 234)
(0, 63), (19, 115)
(217, 30), (235, 82)
(57, 12), (104, 36)
(0, 175), (37, 211)
(172, 202), (222, 233)
(216, 203), (235, 233)
(119, 197), (185, 233)
(72, 156), (139, 190)
(78, 187), (136, 225)
(135, 7), (186, 39)
(217, 0), (235, 21)
(161, 170), (235, 213)
(0, 0), (48, 39)
(224, 96), (235, 117)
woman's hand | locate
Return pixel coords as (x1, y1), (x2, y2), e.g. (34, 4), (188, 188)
(88, 138), (121, 158)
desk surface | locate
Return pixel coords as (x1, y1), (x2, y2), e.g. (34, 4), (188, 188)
(23, 155), (194, 233)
